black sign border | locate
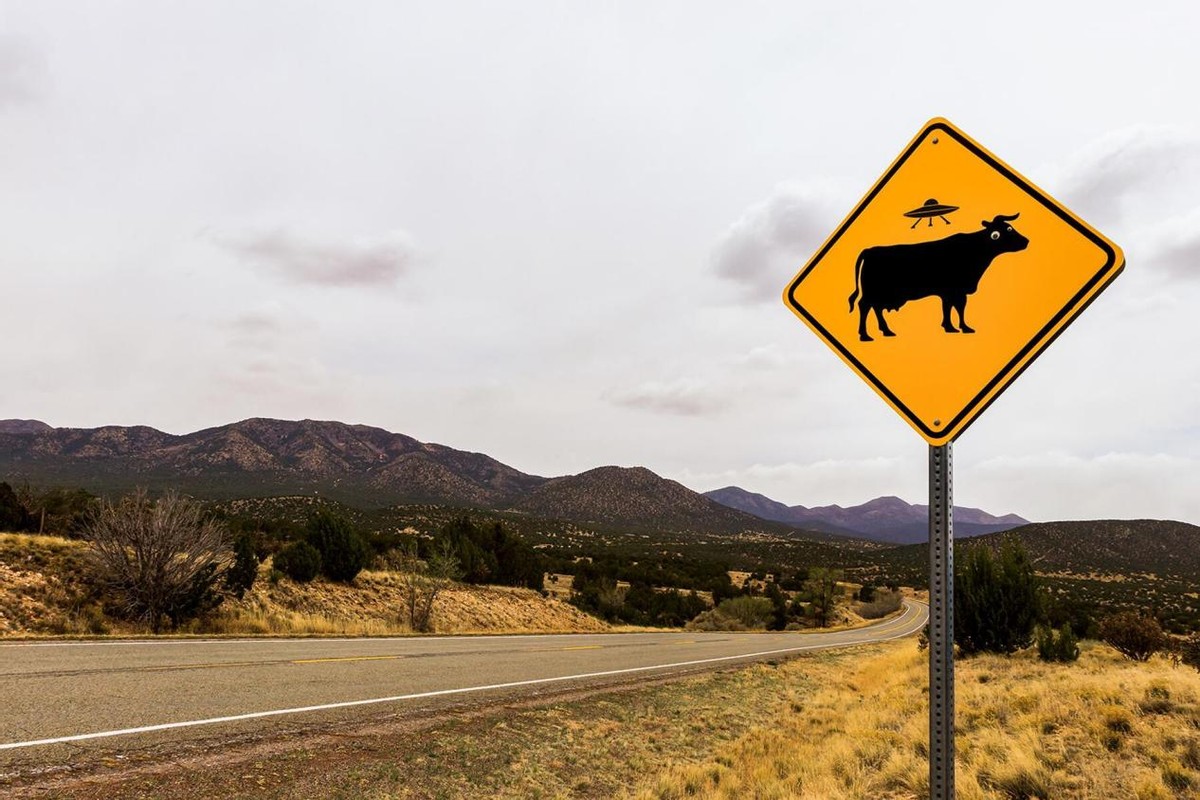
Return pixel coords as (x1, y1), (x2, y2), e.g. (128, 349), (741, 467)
(785, 120), (1124, 443)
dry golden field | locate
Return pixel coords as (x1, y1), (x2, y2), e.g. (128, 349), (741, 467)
(631, 642), (1200, 800)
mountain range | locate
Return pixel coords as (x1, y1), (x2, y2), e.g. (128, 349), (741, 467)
(1, 417), (1022, 543)
(703, 486), (1029, 544)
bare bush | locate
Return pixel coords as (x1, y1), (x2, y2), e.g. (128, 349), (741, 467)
(855, 590), (903, 620)
(394, 540), (463, 632)
(1099, 611), (1167, 662)
(1180, 633), (1200, 672)
(85, 489), (230, 632)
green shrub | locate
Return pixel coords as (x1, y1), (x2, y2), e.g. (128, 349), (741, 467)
(306, 510), (370, 584)
(715, 596), (774, 629)
(273, 541), (322, 583)
(1099, 611), (1166, 662)
(1035, 623), (1080, 662)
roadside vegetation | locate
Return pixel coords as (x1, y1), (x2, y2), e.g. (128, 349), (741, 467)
(632, 641), (1200, 800)
(0, 482), (608, 636)
(0, 481), (909, 636)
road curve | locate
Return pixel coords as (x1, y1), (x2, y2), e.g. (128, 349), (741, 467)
(0, 600), (926, 767)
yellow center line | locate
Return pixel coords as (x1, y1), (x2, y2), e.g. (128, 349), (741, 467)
(292, 655), (404, 665)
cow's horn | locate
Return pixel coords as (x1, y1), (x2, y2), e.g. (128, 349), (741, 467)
(996, 213), (1020, 222)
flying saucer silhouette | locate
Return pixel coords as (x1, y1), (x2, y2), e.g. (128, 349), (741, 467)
(904, 198), (959, 228)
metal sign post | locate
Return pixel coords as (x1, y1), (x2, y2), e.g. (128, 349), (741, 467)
(928, 444), (954, 799)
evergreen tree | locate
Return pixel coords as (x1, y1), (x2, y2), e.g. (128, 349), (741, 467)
(955, 538), (1043, 654)
(273, 540), (322, 583)
(225, 532), (260, 598)
(805, 567), (843, 628)
(435, 517), (497, 584)
(305, 509), (370, 584)
(765, 581), (790, 630)
(0, 482), (32, 532)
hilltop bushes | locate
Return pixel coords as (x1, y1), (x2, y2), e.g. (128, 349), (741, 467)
(571, 571), (707, 627)
(0, 482), (33, 532)
(0, 482), (97, 537)
(433, 516), (542, 590)
(225, 532), (260, 598)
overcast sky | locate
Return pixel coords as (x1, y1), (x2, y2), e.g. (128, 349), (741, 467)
(2, 2), (1199, 524)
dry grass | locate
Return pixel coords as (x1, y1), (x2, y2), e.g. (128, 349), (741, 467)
(629, 641), (1200, 800)
(196, 564), (610, 636)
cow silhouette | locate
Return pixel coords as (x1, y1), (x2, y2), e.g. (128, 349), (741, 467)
(848, 214), (1029, 342)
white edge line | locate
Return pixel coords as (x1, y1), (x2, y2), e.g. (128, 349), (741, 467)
(0, 601), (921, 649)
(0, 602), (927, 752)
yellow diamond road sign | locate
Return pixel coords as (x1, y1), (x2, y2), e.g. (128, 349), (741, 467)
(784, 117), (1124, 446)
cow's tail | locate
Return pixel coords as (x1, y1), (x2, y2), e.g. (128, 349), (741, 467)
(848, 253), (865, 312)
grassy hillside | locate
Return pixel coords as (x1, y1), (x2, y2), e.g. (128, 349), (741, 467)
(0, 532), (607, 637)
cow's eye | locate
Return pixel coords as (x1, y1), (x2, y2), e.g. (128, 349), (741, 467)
(990, 231), (1000, 240)
(1006, 226), (1012, 232)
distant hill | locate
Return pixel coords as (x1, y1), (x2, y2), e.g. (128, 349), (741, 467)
(704, 486), (1028, 544)
(513, 466), (815, 536)
(0, 418), (544, 508)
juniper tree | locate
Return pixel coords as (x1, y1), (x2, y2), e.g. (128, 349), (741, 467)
(954, 538), (1042, 655)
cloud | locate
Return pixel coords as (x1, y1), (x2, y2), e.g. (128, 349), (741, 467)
(228, 311), (284, 336)
(1050, 125), (1199, 228)
(1138, 207), (1200, 280)
(969, 451), (1200, 523)
(0, 36), (46, 108)
(728, 343), (793, 370)
(711, 183), (846, 302)
(606, 378), (732, 416)
(217, 229), (418, 288)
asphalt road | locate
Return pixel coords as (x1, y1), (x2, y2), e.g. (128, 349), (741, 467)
(0, 600), (926, 771)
